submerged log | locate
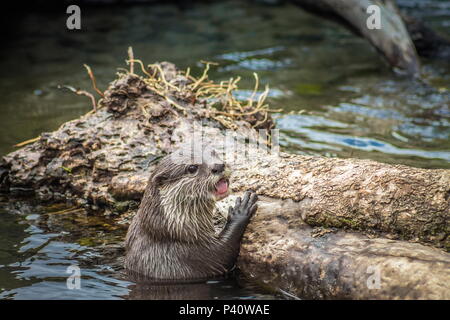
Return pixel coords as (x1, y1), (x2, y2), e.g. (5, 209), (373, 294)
(1, 62), (449, 299)
(291, 0), (421, 76)
(292, 0), (450, 71)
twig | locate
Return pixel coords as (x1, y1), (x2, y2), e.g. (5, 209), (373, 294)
(128, 46), (134, 74)
(14, 136), (40, 147)
(59, 85), (97, 111)
(199, 60), (219, 66)
(83, 64), (105, 98)
(253, 108), (269, 128)
(146, 86), (186, 113)
(278, 288), (301, 300)
(127, 59), (152, 78)
(47, 207), (84, 215)
(247, 72), (259, 108)
(256, 85), (270, 109)
(191, 62), (211, 90)
(148, 63), (180, 92)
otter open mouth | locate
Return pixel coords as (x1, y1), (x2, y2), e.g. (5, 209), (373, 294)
(213, 178), (229, 200)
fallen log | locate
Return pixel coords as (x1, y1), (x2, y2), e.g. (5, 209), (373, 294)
(1, 61), (448, 298)
(291, 0), (450, 69)
(230, 153), (450, 250)
(235, 195), (450, 299)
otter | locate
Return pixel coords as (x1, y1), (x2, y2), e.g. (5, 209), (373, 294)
(124, 146), (258, 281)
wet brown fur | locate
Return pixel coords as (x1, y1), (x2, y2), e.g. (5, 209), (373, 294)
(125, 146), (253, 280)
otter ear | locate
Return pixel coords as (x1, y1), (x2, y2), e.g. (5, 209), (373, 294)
(151, 172), (167, 186)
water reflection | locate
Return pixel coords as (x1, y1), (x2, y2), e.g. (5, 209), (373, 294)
(0, 201), (131, 299)
(125, 275), (270, 300)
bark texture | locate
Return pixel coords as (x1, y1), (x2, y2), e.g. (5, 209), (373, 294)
(234, 195), (450, 299)
(230, 154), (450, 250)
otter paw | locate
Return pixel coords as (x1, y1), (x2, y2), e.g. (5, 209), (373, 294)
(227, 191), (258, 223)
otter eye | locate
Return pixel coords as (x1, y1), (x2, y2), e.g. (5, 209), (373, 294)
(187, 165), (198, 174)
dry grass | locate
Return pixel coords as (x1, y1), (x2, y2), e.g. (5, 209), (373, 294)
(124, 48), (281, 129)
(79, 47), (280, 128)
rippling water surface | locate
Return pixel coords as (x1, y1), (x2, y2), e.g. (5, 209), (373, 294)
(0, 0), (449, 299)
(0, 198), (274, 299)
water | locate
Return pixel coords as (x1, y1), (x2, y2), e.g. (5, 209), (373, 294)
(0, 198), (275, 299)
(0, 0), (449, 299)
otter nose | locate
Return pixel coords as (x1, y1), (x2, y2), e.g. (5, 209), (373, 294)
(211, 164), (225, 174)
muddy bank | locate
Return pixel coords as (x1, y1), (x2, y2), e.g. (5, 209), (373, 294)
(1, 61), (449, 299)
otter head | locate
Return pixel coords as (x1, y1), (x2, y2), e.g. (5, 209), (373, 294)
(150, 145), (230, 204)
